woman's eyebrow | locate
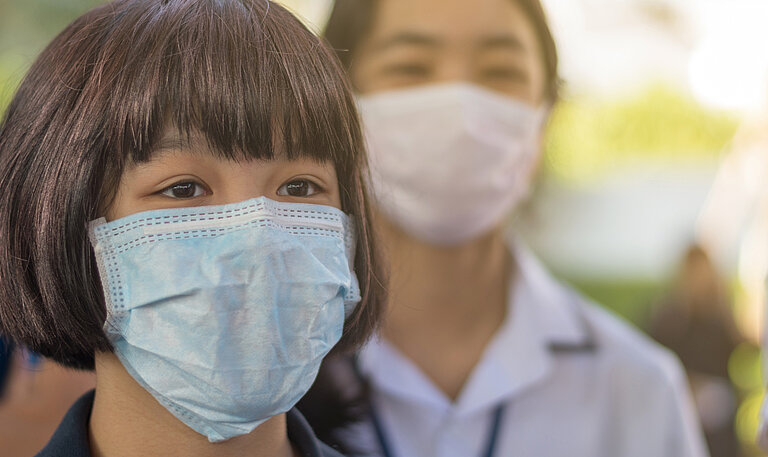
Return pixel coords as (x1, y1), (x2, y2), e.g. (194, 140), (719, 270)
(477, 33), (527, 53)
(370, 30), (442, 53)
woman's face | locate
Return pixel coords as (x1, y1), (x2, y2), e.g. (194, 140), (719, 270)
(106, 130), (341, 221)
(350, 0), (547, 105)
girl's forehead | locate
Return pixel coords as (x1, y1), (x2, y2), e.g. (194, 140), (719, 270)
(140, 128), (331, 166)
(135, 137), (333, 173)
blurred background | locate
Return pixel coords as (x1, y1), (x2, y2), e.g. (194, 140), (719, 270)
(0, 0), (766, 455)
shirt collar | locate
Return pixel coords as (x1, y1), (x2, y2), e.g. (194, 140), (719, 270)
(512, 242), (594, 350)
(359, 241), (594, 417)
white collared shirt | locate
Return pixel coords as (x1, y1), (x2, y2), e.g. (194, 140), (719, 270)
(348, 244), (709, 457)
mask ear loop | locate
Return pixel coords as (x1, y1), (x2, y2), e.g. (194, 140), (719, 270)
(343, 217), (361, 318)
(88, 217), (127, 339)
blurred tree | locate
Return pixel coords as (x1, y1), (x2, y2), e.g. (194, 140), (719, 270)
(0, 0), (104, 111)
(0, 0), (103, 50)
(545, 85), (740, 182)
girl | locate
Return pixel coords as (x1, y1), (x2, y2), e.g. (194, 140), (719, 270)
(0, 1), (385, 456)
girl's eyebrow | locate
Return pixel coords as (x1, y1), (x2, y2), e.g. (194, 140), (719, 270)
(131, 140), (197, 170)
(153, 136), (190, 154)
(148, 133), (211, 162)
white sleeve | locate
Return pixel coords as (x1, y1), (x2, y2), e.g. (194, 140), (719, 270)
(657, 353), (711, 457)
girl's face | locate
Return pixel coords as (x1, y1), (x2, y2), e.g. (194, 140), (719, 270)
(106, 130), (341, 221)
(350, 0), (546, 105)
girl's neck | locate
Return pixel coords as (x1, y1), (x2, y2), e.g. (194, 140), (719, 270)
(378, 216), (512, 401)
(89, 354), (297, 457)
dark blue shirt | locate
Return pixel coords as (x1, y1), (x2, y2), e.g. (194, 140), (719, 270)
(36, 390), (344, 457)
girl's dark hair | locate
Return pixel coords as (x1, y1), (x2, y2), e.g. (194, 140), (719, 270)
(323, 0), (561, 101)
(0, 0), (386, 370)
(0, 337), (13, 398)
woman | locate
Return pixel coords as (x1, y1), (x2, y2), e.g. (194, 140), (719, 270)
(0, 0), (385, 456)
(307, 0), (709, 455)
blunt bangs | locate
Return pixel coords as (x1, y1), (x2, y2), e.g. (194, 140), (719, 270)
(0, 0), (385, 369)
(104, 0), (360, 171)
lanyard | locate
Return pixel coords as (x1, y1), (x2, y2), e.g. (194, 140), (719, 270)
(368, 401), (507, 457)
(357, 290), (595, 457)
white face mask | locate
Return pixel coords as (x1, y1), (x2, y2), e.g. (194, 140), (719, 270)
(358, 83), (546, 245)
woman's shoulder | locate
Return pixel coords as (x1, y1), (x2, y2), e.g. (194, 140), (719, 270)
(577, 296), (688, 392)
(515, 243), (684, 387)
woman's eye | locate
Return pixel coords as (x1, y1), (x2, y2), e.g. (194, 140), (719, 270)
(381, 63), (432, 80)
(160, 182), (208, 199)
(277, 179), (321, 198)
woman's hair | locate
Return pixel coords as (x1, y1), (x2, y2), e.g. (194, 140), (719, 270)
(323, 0), (561, 102)
(0, 0), (386, 370)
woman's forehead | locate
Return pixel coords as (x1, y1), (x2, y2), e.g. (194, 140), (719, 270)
(363, 0), (537, 51)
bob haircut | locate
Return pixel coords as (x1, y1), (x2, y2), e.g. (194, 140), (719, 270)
(324, 0), (561, 102)
(0, 0), (386, 370)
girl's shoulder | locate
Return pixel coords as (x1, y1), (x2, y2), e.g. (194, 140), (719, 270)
(35, 390), (94, 457)
(35, 391), (346, 457)
(287, 408), (347, 457)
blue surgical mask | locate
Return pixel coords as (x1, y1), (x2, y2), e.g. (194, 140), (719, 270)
(88, 196), (360, 443)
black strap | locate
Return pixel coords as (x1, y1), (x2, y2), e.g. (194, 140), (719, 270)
(368, 401), (396, 457)
(358, 291), (598, 457)
(481, 404), (506, 457)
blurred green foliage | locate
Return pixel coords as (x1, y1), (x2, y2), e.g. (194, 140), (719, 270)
(545, 85), (741, 181)
(566, 278), (662, 328)
(0, 0), (103, 49)
(0, 58), (22, 114)
(0, 0), (104, 114)
(729, 343), (764, 457)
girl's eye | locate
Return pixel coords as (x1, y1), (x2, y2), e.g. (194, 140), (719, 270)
(277, 179), (321, 198)
(160, 182), (208, 199)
